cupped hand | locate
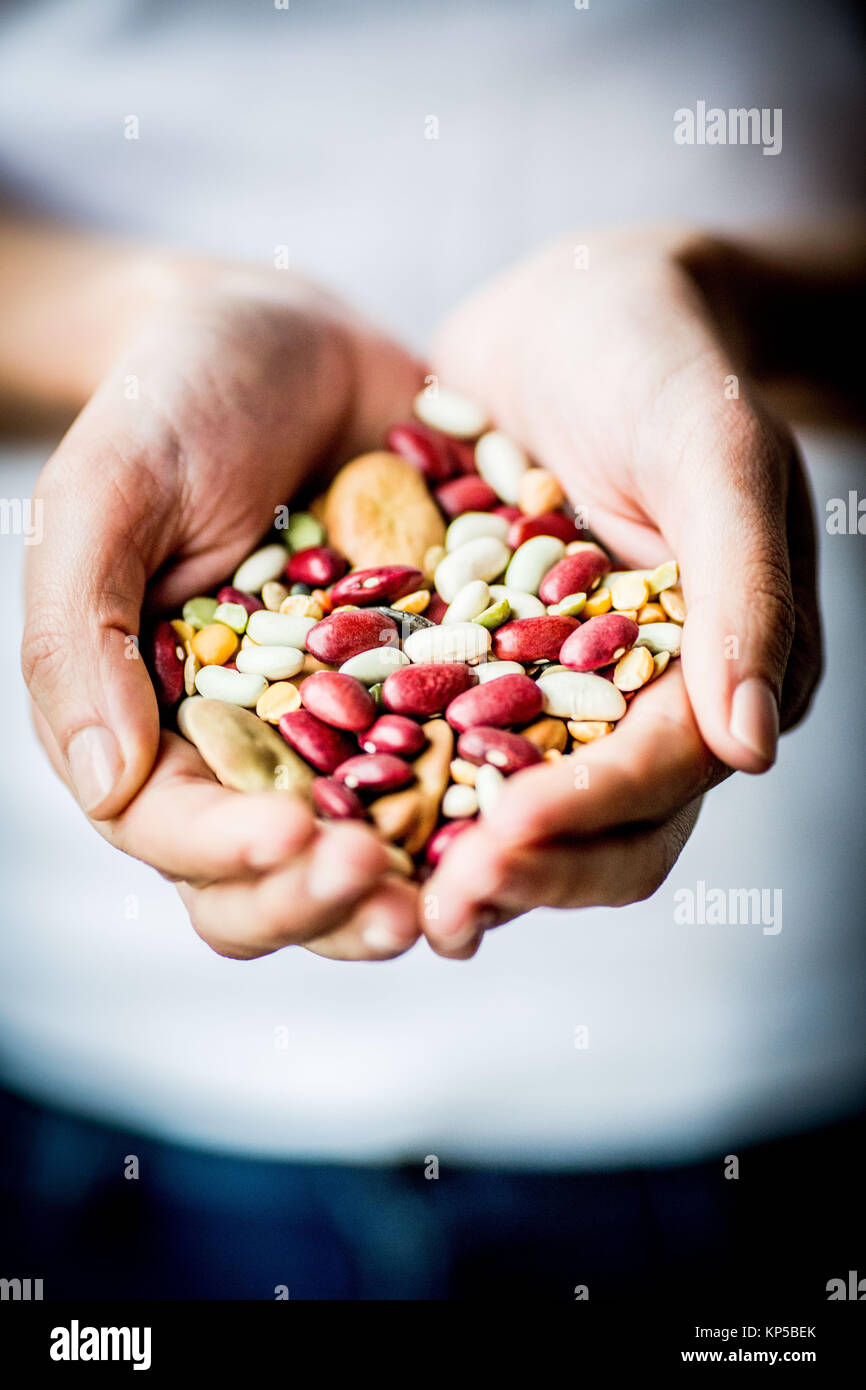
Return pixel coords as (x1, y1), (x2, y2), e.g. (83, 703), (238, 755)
(22, 267), (424, 960)
(422, 225), (822, 954)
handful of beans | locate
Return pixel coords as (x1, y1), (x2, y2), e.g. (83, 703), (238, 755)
(149, 388), (685, 874)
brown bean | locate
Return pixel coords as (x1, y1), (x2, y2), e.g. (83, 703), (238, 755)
(426, 819), (473, 867)
(330, 565), (424, 607)
(312, 778), (366, 820)
(286, 546), (348, 588)
(149, 620), (185, 707)
(369, 719), (453, 853)
(434, 476), (498, 517)
(507, 511), (583, 549)
(333, 753), (415, 793)
(361, 714), (428, 757)
(278, 710), (356, 774)
(457, 726), (543, 774)
(299, 671), (377, 731)
(306, 609), (399, 665)
(445, 673), (543, 732)
(385, 421), (458, 483)
(559, 614), (639, 672)
(538, 548), (608, 604)
(492, 615), (579, 663)
(216, 585), (265, 615)
(382, 661), (476, 717)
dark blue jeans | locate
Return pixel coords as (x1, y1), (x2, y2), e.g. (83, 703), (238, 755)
(0, 1088), (862, 1300)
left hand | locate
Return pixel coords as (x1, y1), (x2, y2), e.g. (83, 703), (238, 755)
(21, 264), (425, 962)
(420, 226), (822, 955)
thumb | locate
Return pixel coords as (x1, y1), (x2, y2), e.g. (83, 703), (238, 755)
(662, 404), (795, 774)
(21, 414), (166, 819)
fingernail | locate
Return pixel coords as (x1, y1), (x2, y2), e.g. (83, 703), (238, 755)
(67, 725), (122, 813)
(729, 677), (779, 766)
(444, 929), (483, 959)
(440, 921), (480, 952)
(362, 921), (406, 955)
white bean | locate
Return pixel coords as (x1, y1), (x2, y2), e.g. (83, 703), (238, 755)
(535, 670), (627, 722)
(487, 585), (546, 619)
(231, 544), (288, 595)
(445, 511), (509, 551)
(434, 537), (511, 603)
(246, 610), (316, 649)
(339, 646), (411, 683)
(403, 622), (492, 665)
(194, 666), (267, 707)
(235, 645), (305, 680)
(475, 763), (506, 816)
(504, 536), (566, 594)
(474, 660), (526, 683)
(475, 430), (530, 504)
(413, 387), (488, 439)
(442, 784), (479, 819)
(443, 580), (490, 624)
(634, 622), (683, 656)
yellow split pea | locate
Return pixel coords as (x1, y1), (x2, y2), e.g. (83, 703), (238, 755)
(191, 622), (238, 666)
(256, 681), (302, 723)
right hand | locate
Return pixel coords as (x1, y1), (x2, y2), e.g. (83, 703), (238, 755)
(22, 267), (424, 961)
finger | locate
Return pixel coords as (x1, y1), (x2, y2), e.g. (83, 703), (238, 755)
(21, 393), (176, 820)
(659, 395), (796, 773)
(109, 732), (320, 882)
(31, 709), (319, 884)
(482, 665), (721, 848)
(425, 801), (701, 956)
(779, 455), (823, 731)
(176, 820), (391, 959)
(303, 875), (422, 961)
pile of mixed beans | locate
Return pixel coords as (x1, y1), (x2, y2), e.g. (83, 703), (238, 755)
(148, 388), (686, 874)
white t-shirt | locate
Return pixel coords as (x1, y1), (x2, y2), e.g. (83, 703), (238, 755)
(0, 0), (863, 1165)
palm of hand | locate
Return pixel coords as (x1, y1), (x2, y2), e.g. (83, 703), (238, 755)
(419, 232), (818, 954)
(27, 283), (424, 961)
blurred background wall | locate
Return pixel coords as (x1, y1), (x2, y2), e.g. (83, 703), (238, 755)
(0, 0), (863, 1174)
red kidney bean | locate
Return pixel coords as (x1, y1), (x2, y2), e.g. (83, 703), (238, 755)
(361, 714), (428, 757)
(216, 585), (265, 615)
(426, 818), (473, 866)
(538, 547), (609, 604)
(457, 726), (543, 773)
(448, 439), (479, 475)
(507, 511), (585, 549)
(312, 778), (366, 821)
(278, 710), (356, 774)
(434, 476), (498, 517)
(334, 753), (414, 793)
(306, 610), (399, 664)
(300, 671), (377, 731)
(559, 614), (640, 672)
(385, 421), (457, 483)
(493, 615), (579, 663)
(150, 620), (185, 707)
(330, 565), (424, 606)
(494, 504), (522, 524)
(286, 546), (348, 587)
(425, 593), (448, 624)
(446, 673), (543, 732)
(382, 662), (477, 717)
